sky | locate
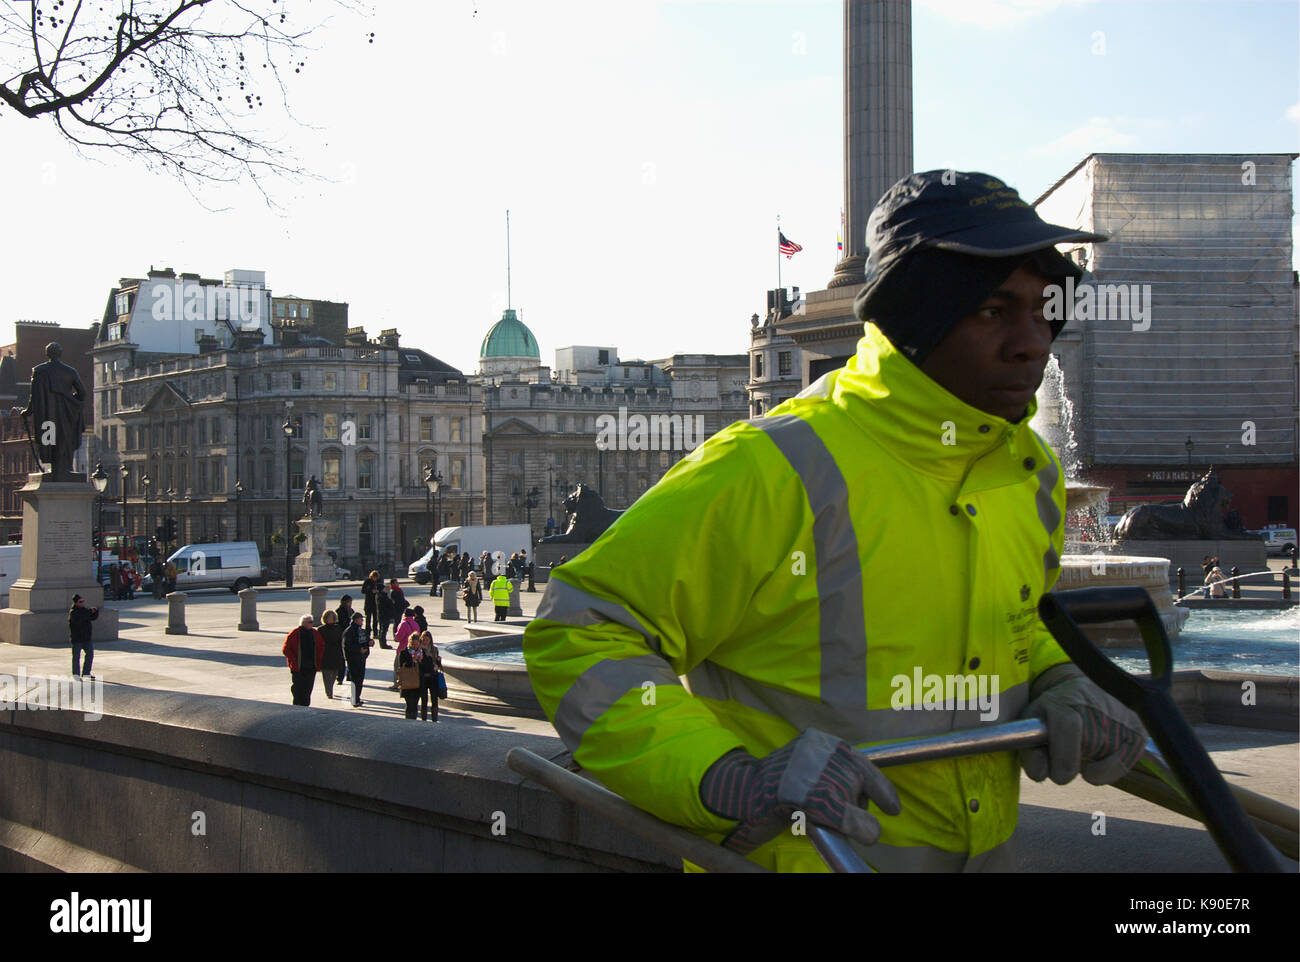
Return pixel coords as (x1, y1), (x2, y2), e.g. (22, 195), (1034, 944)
(1, 0), (1296, 374)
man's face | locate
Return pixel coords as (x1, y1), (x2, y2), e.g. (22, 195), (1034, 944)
(919, 262), (1055, 423)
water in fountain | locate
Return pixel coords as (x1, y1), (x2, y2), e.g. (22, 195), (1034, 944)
(1032, 355), (1191, 646)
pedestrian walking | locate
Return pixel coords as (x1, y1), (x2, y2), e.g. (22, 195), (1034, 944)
(415, 631), (442, 722)
(165, 559), (178, 593)
(490, 572), (512, 622)
(412, 605), (428, 633)
(69, 594), (99, 678)
(282, 614), (324, 707)
(109, 563), (123, 601)
(389, 579), (409, 620)
(335, 594), (357, 682)
(362, 570), (381, 636)
(396, 646), (422, 719)
(317, 610), (346, 699)
(390, 609), (419, 689)
(342, 612), (371, 706)
(462, 572), (482, 623)
(459, 553), (471, 582)
(375, 585), (394, 648)
(150, 558), (165, 599)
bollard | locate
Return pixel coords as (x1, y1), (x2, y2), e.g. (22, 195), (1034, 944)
(238, 587), (259, 631)
(309, 586), (328, 624)
(1284, 569), (1292, 602)
(440, 580), (460, 620)
(528, 562), (535, 593)
(1176, 567), (1185, 599)
(165, 591), (188, 635)
(1230, 566), (1240, 599)
(508, 578), (523, 616)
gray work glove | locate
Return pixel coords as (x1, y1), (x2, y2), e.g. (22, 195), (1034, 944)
(1019, 664), (1148, 786)
(699, 728), (902, 855)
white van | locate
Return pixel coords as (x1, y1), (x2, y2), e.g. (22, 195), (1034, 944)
(157, 542), (267, 593)
(408, 524), (531, 583)
(1256, 528), (1297, 557)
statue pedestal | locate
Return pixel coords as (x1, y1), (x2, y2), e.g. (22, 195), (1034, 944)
(293, 517), (338, 585)
(0, 473), (119, 646)
(534, 543), (592, 568)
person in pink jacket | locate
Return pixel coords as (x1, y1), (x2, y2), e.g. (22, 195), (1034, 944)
(389, 610), (419, 689)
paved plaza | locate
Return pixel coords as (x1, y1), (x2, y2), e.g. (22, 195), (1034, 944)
(1, 571), (1296, 871)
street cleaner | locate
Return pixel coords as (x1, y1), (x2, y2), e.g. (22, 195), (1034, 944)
(524, 171), (1148, 871)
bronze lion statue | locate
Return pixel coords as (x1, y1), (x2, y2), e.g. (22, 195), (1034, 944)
(1114, 469), (1260, 541)
(540, 482), (624, 544)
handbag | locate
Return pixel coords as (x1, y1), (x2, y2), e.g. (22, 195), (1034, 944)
(436, 671), (448, 700)
(396, 664), (420, 690)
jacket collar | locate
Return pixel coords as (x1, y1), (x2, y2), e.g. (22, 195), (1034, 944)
(825, 323), (1046, 485)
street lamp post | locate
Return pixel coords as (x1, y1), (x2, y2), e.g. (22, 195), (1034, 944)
(524, 486), (539, 538)
(166, 487), (175, 550)
(547, 464), (554, 526)
(283, 418), (295, 588)
(90, 462), (108, 576)
(119, 464), (129, 546)
(1185, 436), (1194, 480)
(423, 464), (434, 553)
(425, 466), (443, 544)
(142, 473), (152, 558)
(234, 480), (244, 543)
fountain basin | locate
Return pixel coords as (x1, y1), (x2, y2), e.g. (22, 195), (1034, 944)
(441, 631), (543, 717)
(1054, 554), (1190, 647)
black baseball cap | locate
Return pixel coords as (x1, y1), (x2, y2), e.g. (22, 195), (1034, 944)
(863, 170), (1106, 265)
(854, 170), (1109, 364)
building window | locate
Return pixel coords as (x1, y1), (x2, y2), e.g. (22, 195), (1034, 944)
(420, 417), (433, 442)
(324, 371), (337, 391)
(263, 415), (273, 440)
(166, 423), (175, 445)
(323, 456), (340, 490)
(264, 373), (272, 390)
(450, 417), (462, 442)
(555, 450), (564, 466)
(575, 451), (585, 468)
(289, 416), (303, 439)
(211, 419), (223, 443)
(198, 420), (208, 444)
(452, 458), (464, 490)
(292, 372), (303, 390)
(359, 515), (373, 554)
(397, 416), (405, 442)
(358, 457), (374, 490)
(359, 414), (372, 440)
(556, 415), (566, 434)
(289, 304), (298, 318)
(598, 350), (609, 365)
(359, 372), (370, 392)
(642, 368), (649, 380)
(275, 303), (285, 317)
(178, 462), (188, 492)
(152, 425), (161, 447)
(510, 451), (522, 468)
(324, 413), (339, 440)
(180, 422), (190, 444)
(198, 461), (208, 493)
(262, 459), (273, 492)
(510, 479), (521, 497)
(212, 460), (223, 491)
(302, 304), (311, 319)
(753, 355), (763, 378)
(290, 457), (304, 490)
(778, 352), (792, 376)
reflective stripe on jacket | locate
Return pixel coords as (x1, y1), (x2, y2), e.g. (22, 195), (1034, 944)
(523, 323), (1070, 872)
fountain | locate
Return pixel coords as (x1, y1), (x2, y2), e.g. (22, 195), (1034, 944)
(1034, 357), (1190, 648)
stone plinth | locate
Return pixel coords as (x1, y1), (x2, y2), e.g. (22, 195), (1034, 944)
(0, 474), (118, 646)
(534, 542), (591, 568)
(292, 517), (338, 585)
(1111, 540), (1269, 582)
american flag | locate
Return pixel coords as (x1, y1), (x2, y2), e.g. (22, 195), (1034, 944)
(779, 232), (803, 259)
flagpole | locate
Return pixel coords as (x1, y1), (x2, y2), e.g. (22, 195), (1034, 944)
(777, 214), (782, 297)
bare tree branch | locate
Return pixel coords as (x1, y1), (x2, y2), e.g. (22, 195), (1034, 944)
(0, 0), (372, 200)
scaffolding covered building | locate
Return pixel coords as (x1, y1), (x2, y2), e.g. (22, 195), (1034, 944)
(1034, 152), (1299, 530)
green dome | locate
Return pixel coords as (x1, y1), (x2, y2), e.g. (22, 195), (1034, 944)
(480, 308), (540, 359)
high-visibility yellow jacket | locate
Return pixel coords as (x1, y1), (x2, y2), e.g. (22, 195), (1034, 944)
(490, 576), (513, 606)
(524, 323), (1070, 872)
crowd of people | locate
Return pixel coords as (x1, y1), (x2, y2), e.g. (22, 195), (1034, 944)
(280, 550), (529, 714)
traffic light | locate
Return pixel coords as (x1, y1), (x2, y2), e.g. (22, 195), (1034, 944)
(164, 517), (177, 543)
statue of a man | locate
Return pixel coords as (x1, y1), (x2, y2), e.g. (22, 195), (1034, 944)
(302, 475), (324, 518)
(21, 342), (87, 481)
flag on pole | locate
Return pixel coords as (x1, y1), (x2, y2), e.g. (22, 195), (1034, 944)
(837, 209), (845, 253)
(779, 232), (803, 259)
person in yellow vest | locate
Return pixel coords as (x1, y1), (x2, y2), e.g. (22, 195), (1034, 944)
(524, 171), (1148, 872)
(490, 572), (513, 622)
